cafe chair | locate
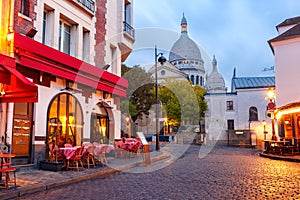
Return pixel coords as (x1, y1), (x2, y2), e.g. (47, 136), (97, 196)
(66, 147), (84, 171)
(83, 145), (96, 168)
(131, 140), (143, 159)
(95, 145), (108, 166)
(0, 167), (17, 190)
(114, 141), (124, 158)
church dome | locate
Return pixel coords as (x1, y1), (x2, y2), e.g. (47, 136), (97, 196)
(169, 34), (202, 62)
(206, 56), (226, 92)
(169, 14), (204, 70)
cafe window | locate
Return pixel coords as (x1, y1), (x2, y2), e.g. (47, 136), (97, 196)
(46, 93), (83, 160)
(90, 103), (110, 144)
(249, 106), (258, 121)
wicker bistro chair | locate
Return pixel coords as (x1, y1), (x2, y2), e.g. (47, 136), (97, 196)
(66, 147), (84, 171)
(83, 145), (96, 168)
(94, 145), (108, 166)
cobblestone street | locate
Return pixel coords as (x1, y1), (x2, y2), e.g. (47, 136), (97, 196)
(10, 146), (300, 200)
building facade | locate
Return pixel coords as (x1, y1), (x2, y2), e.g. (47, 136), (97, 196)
(0, 0), (134, 166)
(269, 16), (300, 140)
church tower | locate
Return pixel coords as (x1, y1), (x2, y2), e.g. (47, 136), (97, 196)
(169, 14), (206, 86)
(205, 55), (226, 93)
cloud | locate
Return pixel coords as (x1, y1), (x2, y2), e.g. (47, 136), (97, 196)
(128, 0), (300, 89)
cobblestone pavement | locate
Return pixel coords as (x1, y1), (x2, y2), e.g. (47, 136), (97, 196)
(8, 145), (300, 200)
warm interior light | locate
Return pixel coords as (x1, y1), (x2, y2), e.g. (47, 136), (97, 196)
(276, 107), (300, 120)
(262, 120), (267, 126)
(0, 83), (5, 96)
(101, 126), (106, 136)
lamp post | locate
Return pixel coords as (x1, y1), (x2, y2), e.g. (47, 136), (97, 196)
(155, 46), (166, 151)
(262, 120), (267, 140)
(266, 88), (276, 141)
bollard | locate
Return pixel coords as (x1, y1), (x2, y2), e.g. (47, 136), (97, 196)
(143, 144), (151, 167)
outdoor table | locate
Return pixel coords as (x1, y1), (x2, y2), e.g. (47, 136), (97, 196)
(59, 146), (83, 159)
(0, 154), (15, 169)
(93, 144), (115, 155)
(266, 140), (285, 155)
(122, 139), (138, 151)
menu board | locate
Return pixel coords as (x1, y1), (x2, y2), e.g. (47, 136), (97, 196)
(136, 132), (148, 145)
(12, 118), (31, 156)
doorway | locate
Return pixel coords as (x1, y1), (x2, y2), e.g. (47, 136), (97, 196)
(12, 102), (34, 164)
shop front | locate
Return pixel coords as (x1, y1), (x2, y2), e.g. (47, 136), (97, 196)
(0, 32), (127, 167)
(276, 102), (300, 140)
(0, 54), (38, 165)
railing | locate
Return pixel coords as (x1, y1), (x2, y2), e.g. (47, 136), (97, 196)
(123, 21), (135, 38)
(76, 0), (95, 13)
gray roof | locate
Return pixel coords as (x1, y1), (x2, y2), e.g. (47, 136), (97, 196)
(232, 77), (275, 89)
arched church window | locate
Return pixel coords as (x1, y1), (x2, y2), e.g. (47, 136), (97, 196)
(249, 106), (258, 121)
(200, 76), (203, 86)
(191, 75), (194, 85)
(196, 76), (199, 85)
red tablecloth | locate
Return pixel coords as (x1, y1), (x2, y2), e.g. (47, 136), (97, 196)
(59, 146), (85, 159)
(93, 144), (115, 155)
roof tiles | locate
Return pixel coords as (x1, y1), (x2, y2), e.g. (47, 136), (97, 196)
(233, 77), (275, 89)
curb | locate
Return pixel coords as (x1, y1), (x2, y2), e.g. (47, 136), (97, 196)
(0, 153), (170, 199)
(259, 152), (300, 163)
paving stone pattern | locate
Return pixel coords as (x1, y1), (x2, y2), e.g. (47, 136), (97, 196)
(8, 146), (300, 200)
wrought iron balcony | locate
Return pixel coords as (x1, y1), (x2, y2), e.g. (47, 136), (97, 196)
(123, 21), (135, 38)
(76, 0), (95, 13)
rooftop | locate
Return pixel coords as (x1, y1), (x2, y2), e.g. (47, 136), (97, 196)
(232, 76), (275, 90)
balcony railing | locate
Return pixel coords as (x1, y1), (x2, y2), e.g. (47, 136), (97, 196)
(123, 21), (135, 39)
(76, 0), (95, 13)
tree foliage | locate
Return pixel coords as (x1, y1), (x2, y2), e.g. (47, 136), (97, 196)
(158, 79), (207, 126)
(121, 64), (155, 122)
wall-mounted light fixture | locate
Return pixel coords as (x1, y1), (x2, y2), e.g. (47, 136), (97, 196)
(60, 86), (82, 93)
(26, 27), (38, 38)
(103, 64), (110, 70)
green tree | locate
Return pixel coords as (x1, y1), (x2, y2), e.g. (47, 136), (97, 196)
(121, 64), (155, 122)
(158, 79), (207, 126)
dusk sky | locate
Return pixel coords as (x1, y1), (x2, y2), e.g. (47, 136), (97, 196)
(124, 0), (300, 89)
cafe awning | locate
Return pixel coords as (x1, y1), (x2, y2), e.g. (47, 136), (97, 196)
(0, 54), (38, 103)
(13, 32), (128, 97)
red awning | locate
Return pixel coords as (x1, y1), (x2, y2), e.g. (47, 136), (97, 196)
(13, 33), (128, 97)
(0, 54), (38, 103)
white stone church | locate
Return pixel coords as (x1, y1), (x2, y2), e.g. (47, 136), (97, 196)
(148, 14), (275, 147)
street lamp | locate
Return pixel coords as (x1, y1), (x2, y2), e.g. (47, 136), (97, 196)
(266, 88), (277, 140)
(262, 120), (267, 140)
(155, 46), (166, 151)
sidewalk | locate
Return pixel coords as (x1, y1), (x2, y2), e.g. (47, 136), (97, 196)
(0, 149), (170, 200)
(259, 152), (300, 162)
